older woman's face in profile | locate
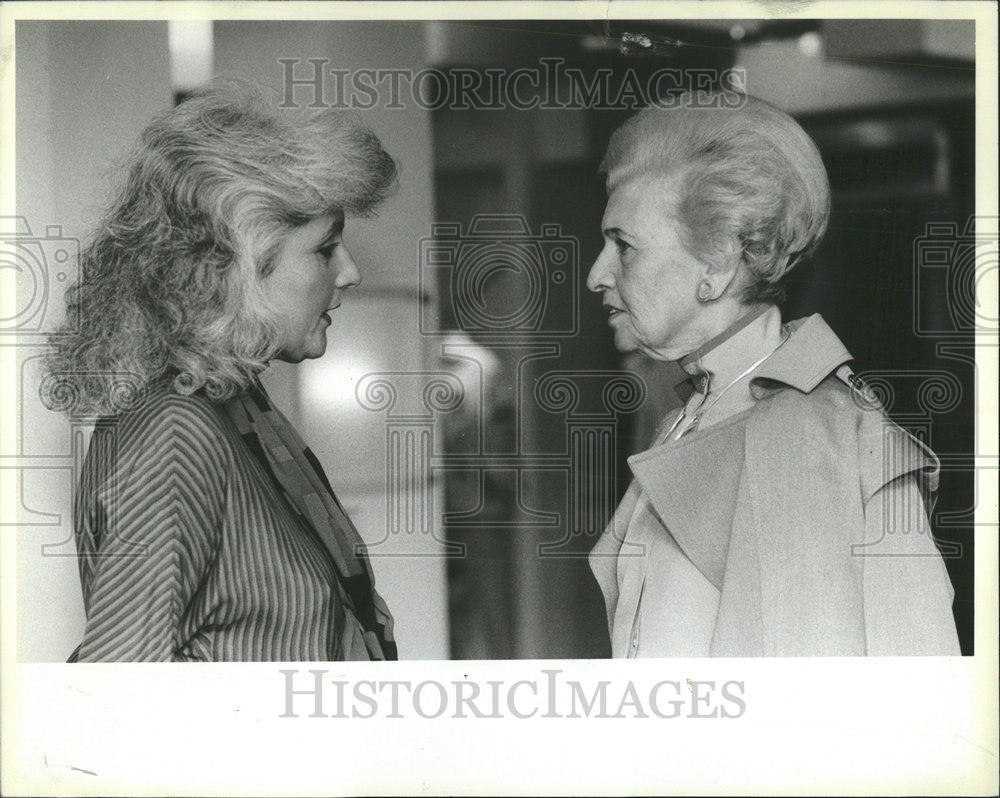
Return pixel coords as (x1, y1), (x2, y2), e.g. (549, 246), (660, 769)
(587, 177), (707, 361)
(263, 211), (361, 363)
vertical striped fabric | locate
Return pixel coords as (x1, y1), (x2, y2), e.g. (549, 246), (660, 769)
(225, 383), (396, 660)
(70, 378), (394, 662)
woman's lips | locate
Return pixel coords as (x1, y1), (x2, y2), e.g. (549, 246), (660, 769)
(319, 304), (339, 325)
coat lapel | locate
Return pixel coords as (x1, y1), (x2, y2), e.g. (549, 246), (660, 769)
(627, 412), (747, 591)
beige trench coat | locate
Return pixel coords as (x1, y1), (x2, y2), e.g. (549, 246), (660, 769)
(590, 315), (961, 657)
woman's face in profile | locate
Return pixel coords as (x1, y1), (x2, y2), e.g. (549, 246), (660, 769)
(263, 211), (361, 363)
(586, 176), (708, 361)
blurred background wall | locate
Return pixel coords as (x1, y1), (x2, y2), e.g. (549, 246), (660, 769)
(14, 21), (174, 662)
(12, 17), (977, 661)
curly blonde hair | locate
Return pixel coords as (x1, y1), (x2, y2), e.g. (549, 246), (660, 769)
(44, 79), (397, 416)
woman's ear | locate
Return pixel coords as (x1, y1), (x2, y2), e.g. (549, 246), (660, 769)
(699, 247), (742, 302)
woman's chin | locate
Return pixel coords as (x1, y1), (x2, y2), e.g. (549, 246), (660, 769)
(275, 337), (328, 364)
(301, 341), (329, 361)
(305, 332), (330, 360)
(612, 328), (639, 354)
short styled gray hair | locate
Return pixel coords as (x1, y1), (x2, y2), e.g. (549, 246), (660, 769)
(601, 93), (830, 304)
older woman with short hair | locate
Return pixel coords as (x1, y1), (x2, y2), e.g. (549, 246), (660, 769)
(44, 81), (397, 661)
(588, 93), (960, 657)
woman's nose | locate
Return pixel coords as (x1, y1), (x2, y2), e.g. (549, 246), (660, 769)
(586, 246), (614, 293)
(335, 247), (362, 289)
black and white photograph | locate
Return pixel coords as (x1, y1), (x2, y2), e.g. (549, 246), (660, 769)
(1, 2), (997, 795)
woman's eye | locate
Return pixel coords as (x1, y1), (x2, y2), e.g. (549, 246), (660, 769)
(317, 242), (338, 258)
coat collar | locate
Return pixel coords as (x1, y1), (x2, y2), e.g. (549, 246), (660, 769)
(674, 312), (852, 402)
(680, 305), (782, 399)
(751, 314), (853, 395)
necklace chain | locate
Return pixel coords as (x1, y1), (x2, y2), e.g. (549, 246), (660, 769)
(666, 335), (787, 441)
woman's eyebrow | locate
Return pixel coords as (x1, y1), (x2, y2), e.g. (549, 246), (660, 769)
(603, 225), (637, 242)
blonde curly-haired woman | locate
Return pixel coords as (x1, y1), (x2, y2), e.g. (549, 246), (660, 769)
(45, 81), (397, 662)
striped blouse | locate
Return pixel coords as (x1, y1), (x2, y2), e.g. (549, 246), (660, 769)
(71, 380), (353, 661)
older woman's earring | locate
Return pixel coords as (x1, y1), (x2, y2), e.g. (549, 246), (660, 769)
(697, 280), (714, 303)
